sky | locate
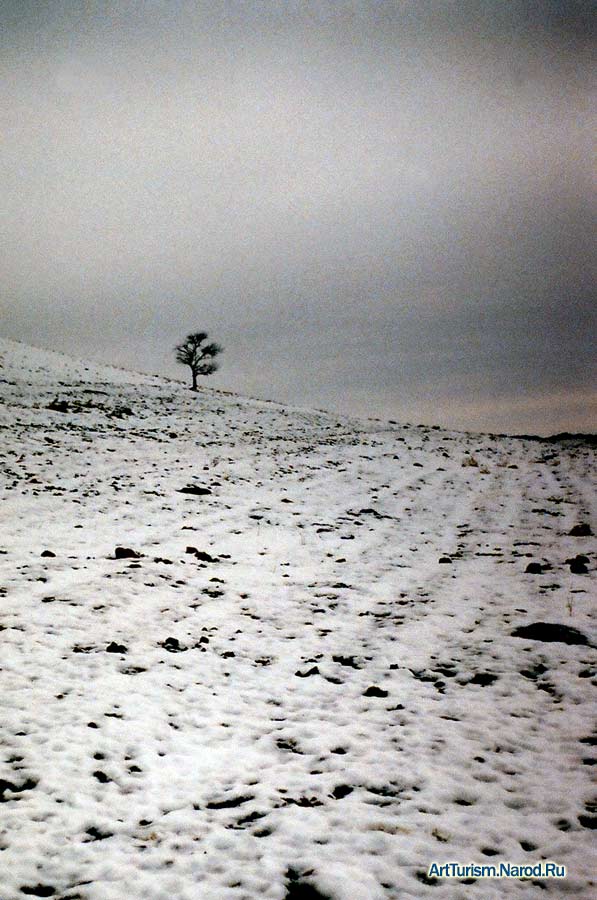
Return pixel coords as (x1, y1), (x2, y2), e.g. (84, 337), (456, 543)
(1, 0), (595, 435)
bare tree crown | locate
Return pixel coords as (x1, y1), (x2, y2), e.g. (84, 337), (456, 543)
(175, 332), (223, 390)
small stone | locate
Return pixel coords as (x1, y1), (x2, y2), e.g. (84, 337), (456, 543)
(569, 524), (592, 536)
(295, 666), (320, 678)
(511, 622), (592, 647)
(570, 559), (588, 574)
(363, 685), (388, 698)
(438, 556), (452, 564)
(332, 784), (354, 799)
(92, 770), (110, 783)
(40, 550), (56, 558)
(160, 636), (187, 652)
(525, 562), (544, 574)
(178, 485), (212, 496)
(105, 641), (127, 654)
(114, 547), (141, 559)
(468, 672), (498, 686)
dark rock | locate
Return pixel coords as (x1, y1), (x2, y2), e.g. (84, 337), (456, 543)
(114, 547), (141, 559)
(566, 554), (590, 565)
(525, 562), (544, 574)
(570, 559), (588, 574)
(0, 776), (38, 802)
(511, 622), (592, 647)
(92, 770), (111, 783)
(20, 886), (56, 897)
(468, 673), (498, 686)
(295, 666), (320, 678)
(351, 507), (391, 519)
(332, 655), (361, 669)
(47, 398), (69, 413)
(178, 485), (212, 496)
(283, 796), (323, 807)
(85, 825), (113, 841)
(363, 685), (388, 697)
(439, 556), (452, 564)
(332, 784), (353, 799)
(160, 636), (187, 653)
(285, 869), (331, 900)
(40, 550), (56, 558)
(105, 641), (127, 654)
(206, 794), (254, 810)
(569, 524), (592, 536)
(193, 549), (219, 563)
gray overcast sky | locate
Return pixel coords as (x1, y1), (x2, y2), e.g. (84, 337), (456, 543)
(1, 0), (595, 434)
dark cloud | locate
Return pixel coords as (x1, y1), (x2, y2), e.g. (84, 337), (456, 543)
(1, 0), (594, 433)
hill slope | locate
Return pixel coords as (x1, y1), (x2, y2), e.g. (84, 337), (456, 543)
(0, 337), (595, 899)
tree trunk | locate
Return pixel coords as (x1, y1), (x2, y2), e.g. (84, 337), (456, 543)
(191, 369), (198, 391)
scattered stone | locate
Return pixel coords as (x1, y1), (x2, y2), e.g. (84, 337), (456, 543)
(363, 685), (388, 698)
(520, 840), (537, 852)
(20, 885), (56, 897)
(40, 550), (56, 558)
(47, 398), (69, 413)
(105, 642), (127, 654)
(285, 868), (331, 900)
(85, 825), (114, 841)
(511, 622), (592, 647)
(525, 562), (544, 574)
(186, 547), (219, 562)
(178, 485), (212, 496)
(92, 770), (111, 783)
(332, 784), (353, 799)
(351, 507), (391, 519)
(160, 637), (187, 653)
(332, 654), (361, 669)
(206, 794), (254, 810)
(114, 547), (141, 559)
(570, 559), (589, 574)
(0, 776), (38, 802)
(295, 666), (320, 678)
(439, 556), (452, 564)
(569, 524), (592, 536)
(467, 673), (498, 686)
(579, 800), (597, 829)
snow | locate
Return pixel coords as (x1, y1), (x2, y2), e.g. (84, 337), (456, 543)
(0, 336), (595, 899)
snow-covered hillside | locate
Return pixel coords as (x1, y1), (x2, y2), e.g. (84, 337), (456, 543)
(0, 337), (595, 900)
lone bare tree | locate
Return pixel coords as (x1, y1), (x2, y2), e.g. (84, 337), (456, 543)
(175, 332), (223, 391)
